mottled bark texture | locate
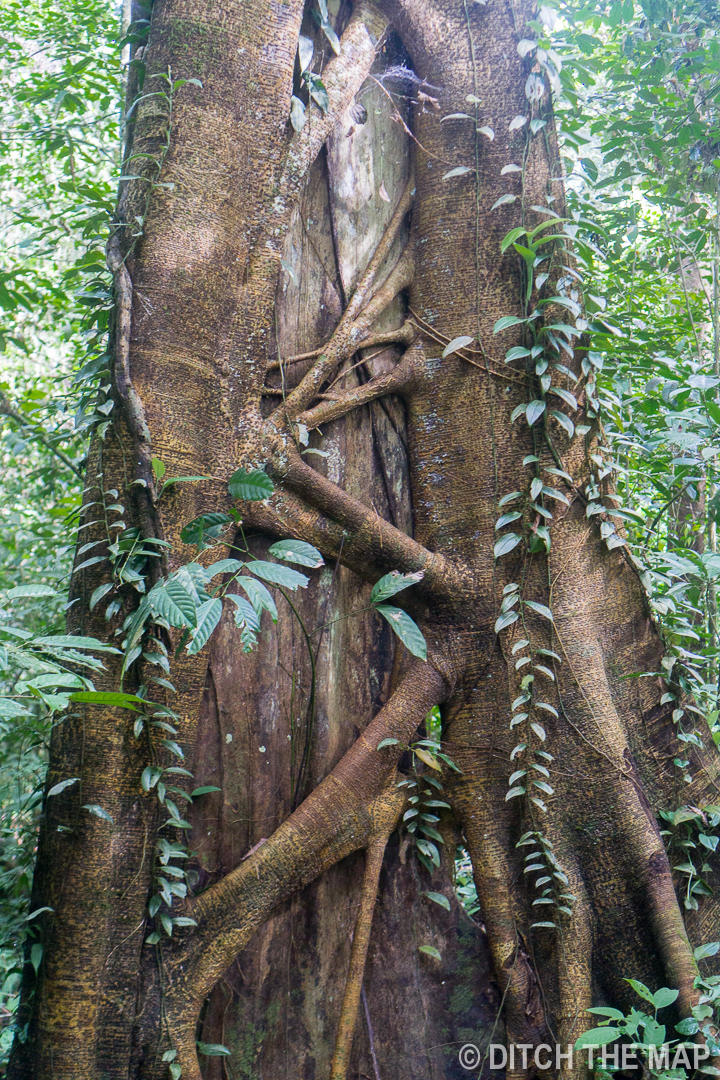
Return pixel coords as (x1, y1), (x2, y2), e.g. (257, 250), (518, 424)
(9, 0), (720, 1078)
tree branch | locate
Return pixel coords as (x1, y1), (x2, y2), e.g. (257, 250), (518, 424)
(270, 180), (415, 420)
(269, 452), (463, 603)
(163, 661), (451, 1078)
(276, 2), (390, 213)
(296, 340), (423, 430)
(266, 321), (416, 372)
(330, 831), (392, 1080)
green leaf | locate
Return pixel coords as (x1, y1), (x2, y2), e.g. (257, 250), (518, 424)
(290, 95), (306, 132)
(524, 600), (554, 622)
(238, 577), (278, 620)
(228, 468), (274, 501)
(141, 766), (162, 792)
(494, 315), (526, 333)
(161, 476), (212, 492)
(70, 691), (146, 710)
(542, 486), (569, 506)
(187, 598), (223, 654)
(532, 779), (553, 795)
(418, 945), (442, 960)
(298, 34), (313, 72)
(526, 400), (546, 426)
(160, 739), (185, 760)
(626, 978), (656, 1005)
(495, 610), (519, 633)
(376, 738), (400, 749)
(197, 1042), (231, 1057)
(82, 803), (113, 823)
(587, 1007), (625, 1021)
(268, 540), (324, 568)
(505, 346), (532, 362)
(442, 335), (474, 357)
(376, 606), (427, 660)
(36, 635), (118, 652)
(423, 891), (450, 910)
(226, 594), (260, 632)
(494, 533), (522, 558)
(491, 193), (517, 210)
(308, 75), (329, 113)
(89, 582), (113, 610)
(30, 943), (42, 974)
(0, 698), (32, 717)
(550, 410), (574, 437)
(191, 785), (221, 797)
(205, 559), (244, 578)
(496, 511), (522, 529)
(320, 20), (340, 54)
(643, 1017), (666, 1047)
(248, 561), (309, 590)
(150, 579), (197, 627)
(535, 702), (558, 717)
(370, 570), (424, 605)
(180, 512), (233, 547)
(501, 227), (527, 253)
(574, 1027), (621, 1050)
(695, 942), (720, 960)
(442, 166), (473, 180)
(652, 987), (679, 1009)
(548, 386), (578, 410)
(24, 907), (53, 922)
(7, 583), (57, 599)
(47, 777), (80, 797)
(414, 747), (442, 773)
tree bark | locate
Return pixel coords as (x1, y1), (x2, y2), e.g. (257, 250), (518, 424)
(9, 0), (720, 1078)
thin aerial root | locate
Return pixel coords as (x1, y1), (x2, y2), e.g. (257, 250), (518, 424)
(555, 853), (593, 1062)
(270, 181), (415, 421)
(266, 321), (416, 372)
(344, 175), (414, 324)
(330, 832), (392, 1080)
(106, 237), (163, 553)
(296, 342), (423, 430)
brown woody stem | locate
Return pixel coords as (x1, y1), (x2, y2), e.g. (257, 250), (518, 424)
(266, 321), (416, 372)
(271, 180), (415, 420)
(275, 453), (463, 602)
(296, 342), (424, 430)
(330, 832), (392, 1080)
(164, 662), (450, 1079)
(276, 2), (390, 211)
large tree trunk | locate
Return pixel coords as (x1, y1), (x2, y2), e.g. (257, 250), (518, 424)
(9, 1), (720, 1078)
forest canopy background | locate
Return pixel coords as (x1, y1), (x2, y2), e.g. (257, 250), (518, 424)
(0, 0), (718, 1069)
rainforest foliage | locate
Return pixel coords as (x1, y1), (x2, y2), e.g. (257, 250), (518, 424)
(0, 0), (719, 1071)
